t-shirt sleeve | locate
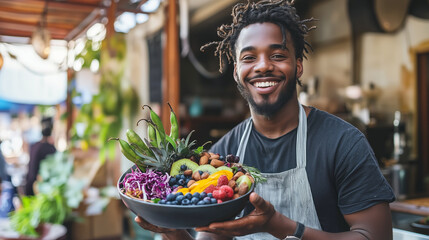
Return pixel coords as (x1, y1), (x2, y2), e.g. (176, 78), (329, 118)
(334, 130), (395, 215)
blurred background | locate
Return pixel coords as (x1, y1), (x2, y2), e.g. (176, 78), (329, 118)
(0, 0), (429, 239)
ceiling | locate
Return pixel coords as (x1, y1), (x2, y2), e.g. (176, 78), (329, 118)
(0, 0), (149, 43)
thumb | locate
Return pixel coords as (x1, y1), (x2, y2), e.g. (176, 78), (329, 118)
(249, 192), (274, 213)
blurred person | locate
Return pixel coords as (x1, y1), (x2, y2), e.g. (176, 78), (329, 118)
(0, 139), (16, 218)
(24, 117), (56, 196)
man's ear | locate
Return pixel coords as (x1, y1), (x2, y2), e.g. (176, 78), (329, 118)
(233, 63), (239, 83)
(296, 58), (303, 79)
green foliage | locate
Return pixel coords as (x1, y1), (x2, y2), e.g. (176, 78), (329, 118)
(70, 33), (139, 163)
(9, 152), (85, 237)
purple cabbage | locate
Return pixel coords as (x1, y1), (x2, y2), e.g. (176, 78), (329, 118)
(121, 168), (172, 201)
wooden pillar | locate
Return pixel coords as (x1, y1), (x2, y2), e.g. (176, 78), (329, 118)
(66, 68), (74, 140)
(162, 0), (180, 134)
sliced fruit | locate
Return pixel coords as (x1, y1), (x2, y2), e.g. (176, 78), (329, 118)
(193, 164), (216, 175)
(209, 170), (233, 181)
(170, 159), (199, 176)
(236, 175), (253, 191)
(215, 166), (233, 173)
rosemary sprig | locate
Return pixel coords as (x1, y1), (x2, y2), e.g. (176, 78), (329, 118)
(242, 165), (267, 184)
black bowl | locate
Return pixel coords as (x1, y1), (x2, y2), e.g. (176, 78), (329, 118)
(117, 166), (254, 229)
(410, 221), (429, 235)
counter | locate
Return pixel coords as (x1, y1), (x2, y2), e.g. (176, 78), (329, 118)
(394, 228), (429, 240)
(390, 198), (429, 216)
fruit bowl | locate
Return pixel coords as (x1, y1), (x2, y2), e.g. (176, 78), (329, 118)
(117, 166), (254, 229)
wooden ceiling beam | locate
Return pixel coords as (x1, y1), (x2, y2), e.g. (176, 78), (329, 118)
(65, 9), (102, 41)
(0, 13), (83, 27)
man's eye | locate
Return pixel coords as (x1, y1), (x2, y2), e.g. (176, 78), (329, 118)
(241, 56), (255, 61)
(272, 54), (286, 59)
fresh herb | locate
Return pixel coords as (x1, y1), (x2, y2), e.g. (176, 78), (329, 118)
(242, 165), (267, 184)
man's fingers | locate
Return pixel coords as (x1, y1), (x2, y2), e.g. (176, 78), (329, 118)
(249, 192), (273, 213)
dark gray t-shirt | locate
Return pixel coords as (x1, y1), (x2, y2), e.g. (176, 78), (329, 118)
(210, 107), (395, 232)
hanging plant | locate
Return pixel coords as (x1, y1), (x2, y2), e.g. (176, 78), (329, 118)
(70, 33), (139, 163)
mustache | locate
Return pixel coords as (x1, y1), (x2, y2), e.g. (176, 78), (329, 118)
(244, 73), (286, 82)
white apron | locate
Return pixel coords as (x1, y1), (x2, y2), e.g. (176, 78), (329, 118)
(235, 104), (322, 240)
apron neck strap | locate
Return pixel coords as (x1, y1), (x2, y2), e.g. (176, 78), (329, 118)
(296, 103), (307, 168)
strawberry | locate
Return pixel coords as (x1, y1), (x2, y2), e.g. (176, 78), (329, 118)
(220, 185), (234, 199)
(213, 189), (226, 200)
(203, 184), (216, 193)
(217, 175), (229, 186)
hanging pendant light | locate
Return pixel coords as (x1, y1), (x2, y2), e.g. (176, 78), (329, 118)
(32, 1), (51, 59)
(0, 52), (3, 70)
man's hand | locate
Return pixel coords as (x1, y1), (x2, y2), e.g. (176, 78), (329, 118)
(195, 192), (278, 237)
(134, 216), (177, 233)
(134, 216), (194, 240)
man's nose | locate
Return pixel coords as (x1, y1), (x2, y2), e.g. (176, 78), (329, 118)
(254, 57), (273, 73)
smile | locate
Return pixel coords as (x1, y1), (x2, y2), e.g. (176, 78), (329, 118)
(254, 81), (278, 88)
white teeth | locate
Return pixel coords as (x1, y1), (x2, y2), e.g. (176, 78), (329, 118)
(254, 82), (277, 88)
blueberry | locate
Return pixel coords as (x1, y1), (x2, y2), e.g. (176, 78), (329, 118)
(178, 179), (185, 186)
(182, 199), (190, 205)
(203, 197), (211, 204)
(192, 192), (200, 199)
(166, 201), (173, 205)
(159, 200), (166, 204)
(176, 195), (185, 203)
(185, 178), (190, 184)
(172, 200), (179, 205)
(173, 184), (179, 189)
(219, 155), (225, 161)
(169, 177), (177, 185)
(176, 192), (184, 196)
(200, 192), (207, 199)
(166, 193), (176, 201)
(207, 193), (213, 198)
(210, 198), (217, 204)
(185, 192), (192, 200)
(197, 200), (205, 205)
(180, 174), (186, 180)
(199, 170), (203, 175)
(191, 197), (199, 205)
(180, 165), (188, 171)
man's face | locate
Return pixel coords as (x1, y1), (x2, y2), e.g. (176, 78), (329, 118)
(234, 22), (303, 117)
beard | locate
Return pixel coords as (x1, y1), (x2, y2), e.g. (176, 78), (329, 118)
(236, 70), (297, 118)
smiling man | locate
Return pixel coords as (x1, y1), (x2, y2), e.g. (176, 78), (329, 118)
(135, 1), (396, 239)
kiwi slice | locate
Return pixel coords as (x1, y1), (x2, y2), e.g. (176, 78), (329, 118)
(215, 166), (233, 173)
(170, 159), (199, 176)
(236, 175), (253, 191)
(193, 164), (216, 175)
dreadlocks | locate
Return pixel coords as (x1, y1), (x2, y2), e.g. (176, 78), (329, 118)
(201, 0), (316, 73)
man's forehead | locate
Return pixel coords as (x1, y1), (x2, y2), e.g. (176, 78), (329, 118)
(235, 22), (292, 52)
